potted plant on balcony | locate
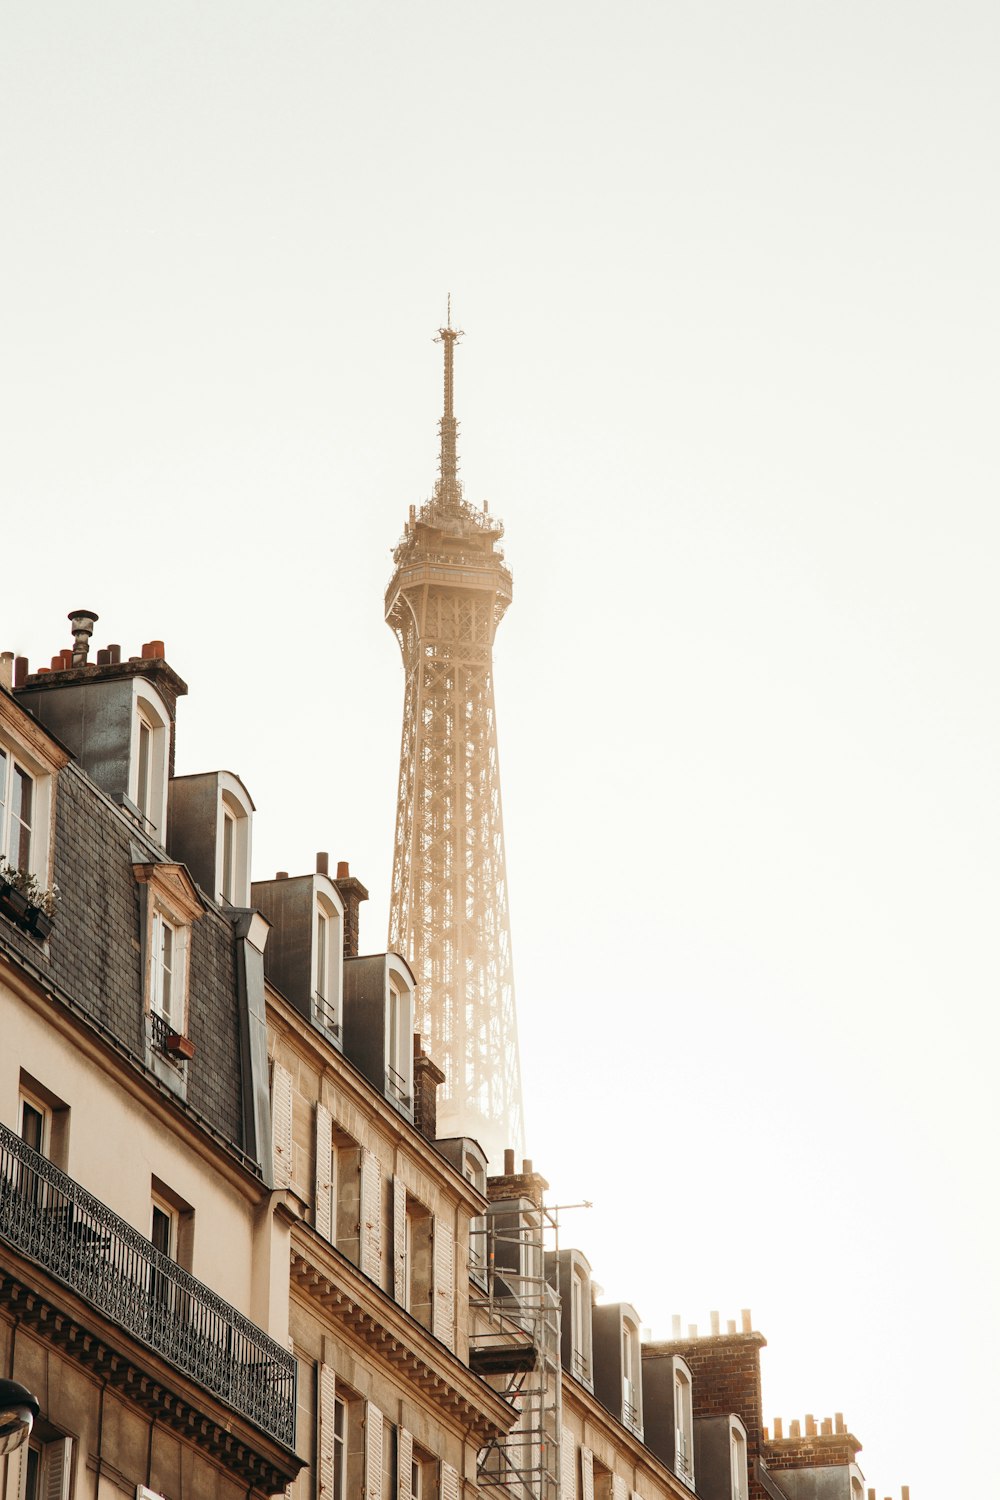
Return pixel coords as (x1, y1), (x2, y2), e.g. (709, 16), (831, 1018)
(0, 860), (58, 939)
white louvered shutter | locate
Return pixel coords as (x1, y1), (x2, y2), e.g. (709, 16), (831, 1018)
(271, 1060), (293, 1188)
(318, 1363), (337, 1498)
(42, 1439), (72, 1500)
(612, 1477), (628, 1500)
(364, 1402), (383, 1500)
(4, 1442), (26, 1500)
(439, 1460), (460, 1500)
(397, 1427), (413, 1500)
(314, 1103), (333, 1239)
(580, 1447), (595, 1500)
(560, 1427), (577, 1500)
(360, 1147), (382, 1280)
(393, 1176), (407, 1303)
(432, 1214), (455, 1350)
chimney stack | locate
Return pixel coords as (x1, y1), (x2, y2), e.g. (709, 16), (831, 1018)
(68, 609), (99, 666)
(412, 1034), (446, 1141)
(334, 861), (369, 959)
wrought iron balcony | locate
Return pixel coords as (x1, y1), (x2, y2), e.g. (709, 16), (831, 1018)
(0, 1122), (295, 1447)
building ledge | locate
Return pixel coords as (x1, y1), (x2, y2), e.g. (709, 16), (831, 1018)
(290, 1235), (517, 1446)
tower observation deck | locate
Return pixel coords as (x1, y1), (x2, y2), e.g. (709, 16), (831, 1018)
(386, 313), (525, 1167)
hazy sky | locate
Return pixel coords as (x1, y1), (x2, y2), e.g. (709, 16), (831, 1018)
(3, 4), (998, 1495)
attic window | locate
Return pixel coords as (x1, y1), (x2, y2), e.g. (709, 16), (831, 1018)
(219, 787), (251, 905)
(314, 893), (342, 1036)
(674, 1359), (695, 1488)
(135, 861), (205, 1083)
(132, 693), (169, 837)
(385, 980), (412, 1108)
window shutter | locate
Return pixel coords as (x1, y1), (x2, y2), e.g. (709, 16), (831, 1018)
(42, 1439), (72, 1500)
(393, 1176), (407, 1303)
(560, 1428), (576, 1500)
(580, 1447), (595, 1500)
(360, 1147), (382, 1280)
(315, 1103), (333, 1239)
(397, 1427), (413, 1500)
(4, 1442), (26, 1500)
(612, 1477), (628, 1500)
(318, 1363), (337, 1498)
(439, 1460), (459, 1500)
(432, 1215), (455, 1350)
(364, 1402), (384, 1500)
(271, 1060), (293, 1188)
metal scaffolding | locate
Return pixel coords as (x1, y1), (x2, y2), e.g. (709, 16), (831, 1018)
(385, 314), (525, 1167)
(471, 1199), (562, 1500)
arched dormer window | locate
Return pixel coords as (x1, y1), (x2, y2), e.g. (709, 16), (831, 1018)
(132, 688), (169, 839)
(218, 775), (253, 906)
(314, 889), (343, 1036)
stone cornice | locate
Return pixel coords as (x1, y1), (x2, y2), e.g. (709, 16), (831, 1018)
(0, 1269), (301, 1494)
(268, 992), (484, 1215)
(563, 1371), (695, 1499)
(289, 1233), (516, 1445)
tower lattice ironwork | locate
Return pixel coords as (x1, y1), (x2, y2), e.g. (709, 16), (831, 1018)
(386, 312), (525, 1167)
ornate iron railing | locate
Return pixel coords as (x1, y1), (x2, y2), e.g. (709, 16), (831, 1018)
(0, 1122), (295, 1446)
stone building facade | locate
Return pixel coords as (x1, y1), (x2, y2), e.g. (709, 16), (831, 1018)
(1, 618), (906, 1500)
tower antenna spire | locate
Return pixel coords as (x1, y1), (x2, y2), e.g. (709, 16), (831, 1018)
(434, 293), (464, 506)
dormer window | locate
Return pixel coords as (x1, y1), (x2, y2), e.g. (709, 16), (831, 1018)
(131, 690), (169, 838)
(314, 894), (342, 1035)
(135, 861), (205, 1091)
(218, 781), (252, 906)
(571, 1269), (591, 1381)
(0, 749), (33, 869)
(622, 1320), (639, 1430)
(386, 980), (412, 1106)
(673, 1359), (695, 1488)
(730, 1417), (749, 1500)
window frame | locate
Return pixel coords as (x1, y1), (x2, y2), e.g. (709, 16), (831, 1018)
(0, 703), (64, 896)
(729, 1416), (749, 1500)
(134, 861), (205, 1067)
(131, 690), (169, 838)
(385, 979), (413, 1109)
(673, 1357), (695, 1488)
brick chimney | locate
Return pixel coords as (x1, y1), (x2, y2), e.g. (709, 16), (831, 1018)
(643, 1313), (767, 1496)
(412, 1034), (446, 1141)
(764, 1412), (862, 1473)
(487, 1151), (549, 1211)
(334, 861), (369, 958)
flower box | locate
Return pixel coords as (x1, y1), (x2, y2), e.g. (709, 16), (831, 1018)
(0, 884), (30, 925)
(163, 1031), (196, 1061)
(29, 908), (54, 941)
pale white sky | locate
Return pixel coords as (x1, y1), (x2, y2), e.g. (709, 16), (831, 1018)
(3, 3), (998, 1495)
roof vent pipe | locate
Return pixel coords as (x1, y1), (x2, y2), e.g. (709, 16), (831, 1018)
(68, 609), (99, 666)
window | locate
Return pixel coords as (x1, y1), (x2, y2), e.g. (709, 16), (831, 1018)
(135, 861), (205, 1077)
(0, 748), (33, 870)
(218, 782), (252, 906)
(314, 895), (341, 1035)
(332, 1393), (347, 1500)
(620, 1315), (642, 1435)
(151, 909), (182, 1029)
(462, 1147), (488, 1284)
(20, 1434), (72, 1500)
(221, 804), (236, 902)
(730, 1419), (749, 1500)
(131, 691), (168, 838)
(674, 1360), (694, 1487)
(386, 981), (412, 1107)
(19, 1095), (47, 1157)
(571, 1269), (590, 1381)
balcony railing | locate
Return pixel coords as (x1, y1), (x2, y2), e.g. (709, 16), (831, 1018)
(0, 1122), (295, 1447)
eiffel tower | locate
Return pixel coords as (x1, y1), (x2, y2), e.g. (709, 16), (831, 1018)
(386, 308), (525, 1167)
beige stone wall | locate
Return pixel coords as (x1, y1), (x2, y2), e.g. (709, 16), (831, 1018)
(1, 979), (258, 1314)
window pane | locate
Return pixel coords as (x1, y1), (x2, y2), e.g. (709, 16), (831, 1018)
(20, 1101), (45, 1154)
(222, 810), (235, 901)
(0, 747), (7, 856)
(137, 719), (151, 816)
(11, 764), (32, 869)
